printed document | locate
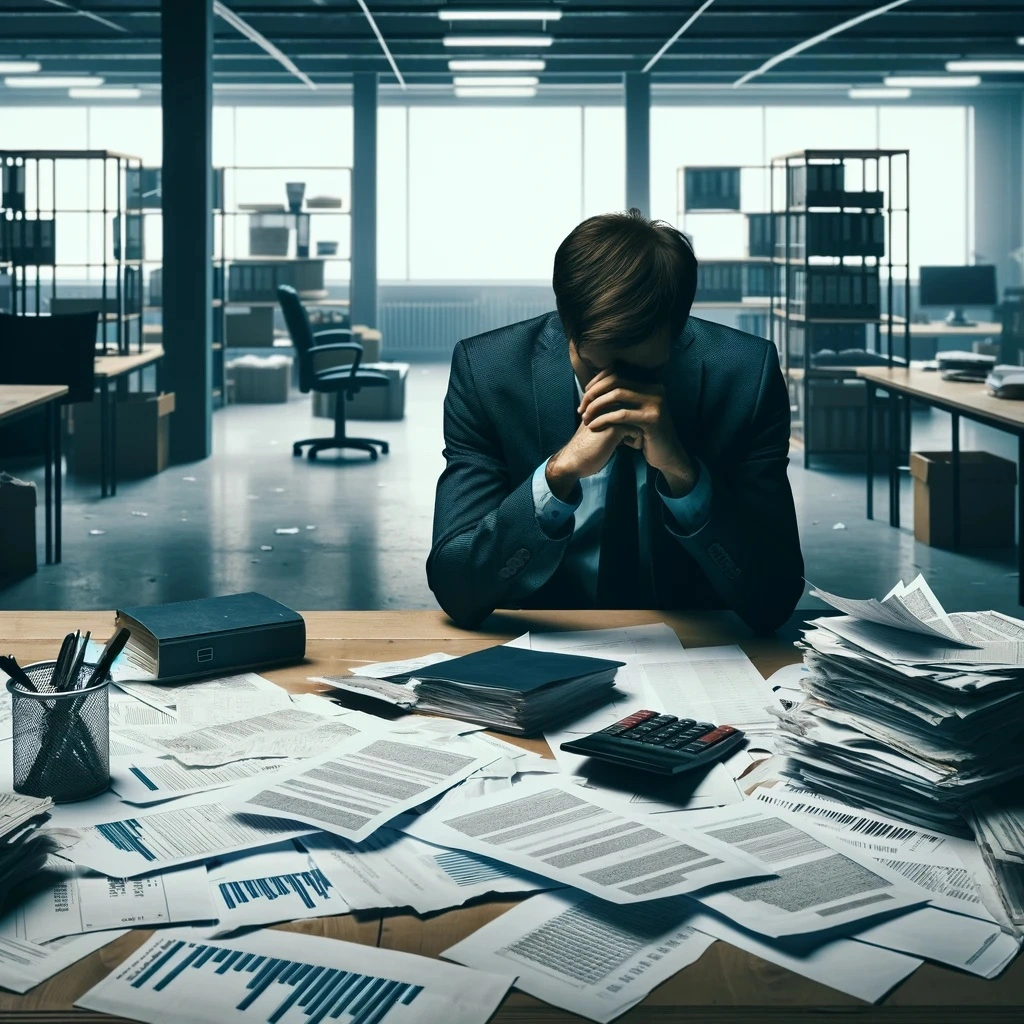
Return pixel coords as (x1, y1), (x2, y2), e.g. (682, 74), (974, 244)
(302, 828), (548, 915)
(685, 805), (926, 937)
(0, 900), (125, 994)
(46, 794), (314, 878)
(114, 672), (292, 725)
(19, 861), (213, 942)
(232, 733), (495, 842)
(444, 889), (716, 1023)
(77, 927), (515, 1024)
(111, 755), (289, 805)
(402, 775), (769, 904)
(204, 841), (349, 936)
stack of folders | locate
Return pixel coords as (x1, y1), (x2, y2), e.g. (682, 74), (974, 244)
(395, 646), (624, 735)
(775, 575), (1024, 840)
(0, 792), (57, 912)
(965, 787), (1024, 924)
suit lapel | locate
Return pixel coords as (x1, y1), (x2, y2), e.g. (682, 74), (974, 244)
(532, 313), (578, 459)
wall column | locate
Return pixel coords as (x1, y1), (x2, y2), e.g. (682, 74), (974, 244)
(624, 73), (651, 215)
(351, 73), (379, 328)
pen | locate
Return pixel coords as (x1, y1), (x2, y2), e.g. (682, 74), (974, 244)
(0, 654), (36, 694)
(84, 628), (131, 690)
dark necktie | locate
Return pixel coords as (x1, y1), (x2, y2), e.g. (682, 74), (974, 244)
(597, 445), (643, 608)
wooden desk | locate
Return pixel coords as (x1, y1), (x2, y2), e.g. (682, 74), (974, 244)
(857, 367), (1024, 602)
(907, 320), (1001, 338)
(0, 385), (68, 565)
(2, 609), (1023, 1023)
(92, 344), (165, 499)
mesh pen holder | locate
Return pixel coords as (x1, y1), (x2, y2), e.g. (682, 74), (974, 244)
(7, 661), (110, 803)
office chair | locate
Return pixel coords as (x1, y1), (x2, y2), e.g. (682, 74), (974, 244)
(277, 285), (390, 461)
(0, 311), (98, 403)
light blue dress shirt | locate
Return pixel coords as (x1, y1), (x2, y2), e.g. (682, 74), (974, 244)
(531, 380), (712, 601)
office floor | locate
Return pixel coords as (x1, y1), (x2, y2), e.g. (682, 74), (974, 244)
(0, 362), (1019, 616)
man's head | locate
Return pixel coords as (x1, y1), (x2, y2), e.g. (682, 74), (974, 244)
(552, 208), (698, 386)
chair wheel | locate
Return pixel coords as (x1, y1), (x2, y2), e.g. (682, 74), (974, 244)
(293, 444), (302, 456)
(308, 449), (318, 460)
(379, 442), (390, 454)
(368, 449), (379, 461)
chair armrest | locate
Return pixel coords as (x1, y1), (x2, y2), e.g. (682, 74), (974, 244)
(309, 341), (363, 377)
(312, 328), (353, 342)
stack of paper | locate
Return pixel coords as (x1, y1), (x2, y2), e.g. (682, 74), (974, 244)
(0, 793), (57, 913)
(775, 576), (1024, 836)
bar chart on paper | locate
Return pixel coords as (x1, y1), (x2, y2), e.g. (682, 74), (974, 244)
(77, 930), (514, 1024)
(218, 866), (336, 911)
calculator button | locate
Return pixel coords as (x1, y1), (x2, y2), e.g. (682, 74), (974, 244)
(693, 723), (715, 732)
(677, 719), (695, 728)
(695, 725), (738, 746)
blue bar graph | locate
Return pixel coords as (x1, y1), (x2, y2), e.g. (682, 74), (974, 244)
(96, 819), (156, 861)
(130, 939), (422, 1024)
(432, 850), (511, 887)
(219, 868), (334, 911)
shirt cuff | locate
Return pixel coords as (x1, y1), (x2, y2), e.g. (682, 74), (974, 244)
(657, 459), (712, 538)
(532, 458), (581, 539)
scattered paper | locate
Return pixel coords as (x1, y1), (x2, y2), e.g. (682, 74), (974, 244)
(111, 755), (290, 805)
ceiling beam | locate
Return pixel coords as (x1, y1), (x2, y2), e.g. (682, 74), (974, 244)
(355, 0), (406, 89)
(642, 0), (716, 73)
(213, 0), (316, 89)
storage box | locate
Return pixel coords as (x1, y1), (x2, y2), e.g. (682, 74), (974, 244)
(792, 379), (901, 454)
(226, 354), (292, 404)
(312, 362), (408, 421)
(225, 305), (275, 347)
(911, 451), (1016, 549)
(68, 392), (175, 480)
(0, 472), (37, 582)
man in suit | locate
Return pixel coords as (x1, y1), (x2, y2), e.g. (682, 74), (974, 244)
(427, 209), (804, 631)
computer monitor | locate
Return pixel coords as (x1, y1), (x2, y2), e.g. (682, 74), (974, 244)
(918, 265), (998, 326)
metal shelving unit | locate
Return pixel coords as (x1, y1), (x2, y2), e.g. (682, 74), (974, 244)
(0, 149), (143, 355)
(676, 163), (773, 338)
(770, 148), (910, 466)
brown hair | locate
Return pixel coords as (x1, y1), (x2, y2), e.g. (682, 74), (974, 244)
(552, 208), (698, 353)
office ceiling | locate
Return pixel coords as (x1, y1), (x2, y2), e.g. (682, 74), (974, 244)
(0, 0), (1023, 94)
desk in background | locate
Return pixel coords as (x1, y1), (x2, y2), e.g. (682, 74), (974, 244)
(857, 366), (1024, 603)
(2, 608), (1024, 1023)
(92, 343), (164, 498)
(0, 384), (68, 565)
(906, 321), (1002, 361)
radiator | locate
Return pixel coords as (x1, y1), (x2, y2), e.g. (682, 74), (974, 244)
(380, 296), (554, 359)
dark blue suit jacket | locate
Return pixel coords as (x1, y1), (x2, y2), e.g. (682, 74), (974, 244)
(427, 311), (804, 631)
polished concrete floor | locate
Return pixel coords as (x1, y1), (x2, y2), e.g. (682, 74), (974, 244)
(0, 362), (1019, 617)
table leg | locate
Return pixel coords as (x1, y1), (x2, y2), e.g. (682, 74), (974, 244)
(44, 404), (53, 565)
(889, 389), (900, 528)
(866, 383), (874, 520)
(100, 382), (109, 499)
(951, 412), (961, 552)
(110, 383), (118, 498)
(54, 401), (62, 564)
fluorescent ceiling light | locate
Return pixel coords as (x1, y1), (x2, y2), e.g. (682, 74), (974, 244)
(0, 61), (41, 74)
(849, 87), (910, 99)
(448, 59), (545, 71)
(443, 35), (552, 48)
(5, 75), (103, 88)
(884, 75), (980, 88)
(946, 59), (1024, 73)
(452, 75), (539, 87)
(439, 8), (561, 20)
(455, 86), (537, 98)
(69, 87), (141, 100)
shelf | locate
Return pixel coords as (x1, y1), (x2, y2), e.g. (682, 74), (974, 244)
(225, 255), (351, 263)
(222, 210), (350, 217)
(225, 295), (349, 308)
(693, 299), (771, 310)
(772, 308), (901, 325)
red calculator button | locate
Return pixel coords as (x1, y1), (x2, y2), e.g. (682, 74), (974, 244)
(695, 725), (737, 746)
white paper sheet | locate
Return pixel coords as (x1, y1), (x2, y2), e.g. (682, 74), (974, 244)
(853, 906), (1020, 978)
(401, 775), (769, 905)
(0, 914), (126, 994)
(109, 693), (178, 728)
(302, 828), (549, 915)
(46, 794), (314, 878)
(444, 889), (716, 1022)
(204, 840), (349, 937)
(76, 927), (515, 1024)
(111, 755), (291, 804)
(350, 652), (456, 679)
(231, 733), (495, 843)
(114, 672), (292, 725)
(19, 861), (213, 942)
(684, 804), (925, 937)
(688, 908), (921, 1003)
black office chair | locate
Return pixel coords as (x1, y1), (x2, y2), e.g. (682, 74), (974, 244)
(0, 311), (98, 403)
(277, 285), (390, 461)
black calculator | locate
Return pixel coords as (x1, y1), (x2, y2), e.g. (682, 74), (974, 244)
(559, 710), (745, 776)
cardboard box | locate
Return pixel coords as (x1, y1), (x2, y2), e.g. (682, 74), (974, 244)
(225, 305), (276, 347)
(0, 473), (37, 582)
(312, 362), (408, 421)
(68, 392), (175, 480)
(911, 450), (1016, 549)
(227, 354), (293, 403)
